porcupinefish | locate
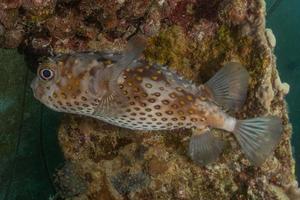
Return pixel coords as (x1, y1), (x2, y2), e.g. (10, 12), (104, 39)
(31, 37), (283, 166)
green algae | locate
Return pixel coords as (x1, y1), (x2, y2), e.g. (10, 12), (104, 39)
(144, 26), (193, 78)
(144, 25), (237, 81)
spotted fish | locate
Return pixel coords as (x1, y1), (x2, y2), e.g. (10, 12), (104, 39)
(31, 37), (283, 166)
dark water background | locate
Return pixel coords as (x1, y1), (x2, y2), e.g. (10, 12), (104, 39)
(0, 0), (299, 199)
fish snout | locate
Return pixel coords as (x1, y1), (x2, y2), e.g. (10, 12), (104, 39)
(31, 78), (43, 100)
(30, 78), (36, 91)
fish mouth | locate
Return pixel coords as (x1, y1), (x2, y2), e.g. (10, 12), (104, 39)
(30, 78), (43, 100)
(30, 78), (36, 91)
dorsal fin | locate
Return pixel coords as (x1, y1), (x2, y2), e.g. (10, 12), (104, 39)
(116, 35), (147, 69)
(204, 62), (249, 111)
(110, 35), (147, 84)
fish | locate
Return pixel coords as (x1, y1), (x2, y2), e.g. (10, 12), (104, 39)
(31, 36), (283, 166)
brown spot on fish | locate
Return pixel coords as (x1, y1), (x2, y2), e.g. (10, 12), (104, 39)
(154, 105), (161, 109)
(137, 68), (144, 73)
(145, 83), (152, 88)
(151, 76), (158, 81)
(171, 104), (178, 109)
(178, 111), (184, 115)
(148, 98), (156, 103)
(179, 100), (185, 105)
(176, 87), (183, 92)
(191, 118), (198, 122)
(166, 111), (174, 115)
(188, 109), (195, 114)
(187, 95), (194, 101)
(162, 100), (169, 105)
(155, 112), (162, 116)
(153, 92), (161, 97)
(169, 93), (176, 98)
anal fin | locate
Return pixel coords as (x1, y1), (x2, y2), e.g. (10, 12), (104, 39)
(188, 129), (224, 166)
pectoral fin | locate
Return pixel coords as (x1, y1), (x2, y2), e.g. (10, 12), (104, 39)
(188, 129), (224, 166)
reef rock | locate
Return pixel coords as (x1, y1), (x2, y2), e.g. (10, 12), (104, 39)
(0, 0), (296, 199)
(56, 0), (294, 199)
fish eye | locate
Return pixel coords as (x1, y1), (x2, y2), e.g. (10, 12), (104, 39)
(39, 68), (54, 81)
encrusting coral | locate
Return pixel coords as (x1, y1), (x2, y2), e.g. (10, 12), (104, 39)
(0, 0), (297, 199)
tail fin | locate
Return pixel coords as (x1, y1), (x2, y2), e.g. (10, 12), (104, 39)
(205, 62), (249, 111)
(233, 116), (283, 166)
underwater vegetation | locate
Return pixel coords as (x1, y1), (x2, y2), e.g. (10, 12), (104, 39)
(0, 0), (298, 199)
